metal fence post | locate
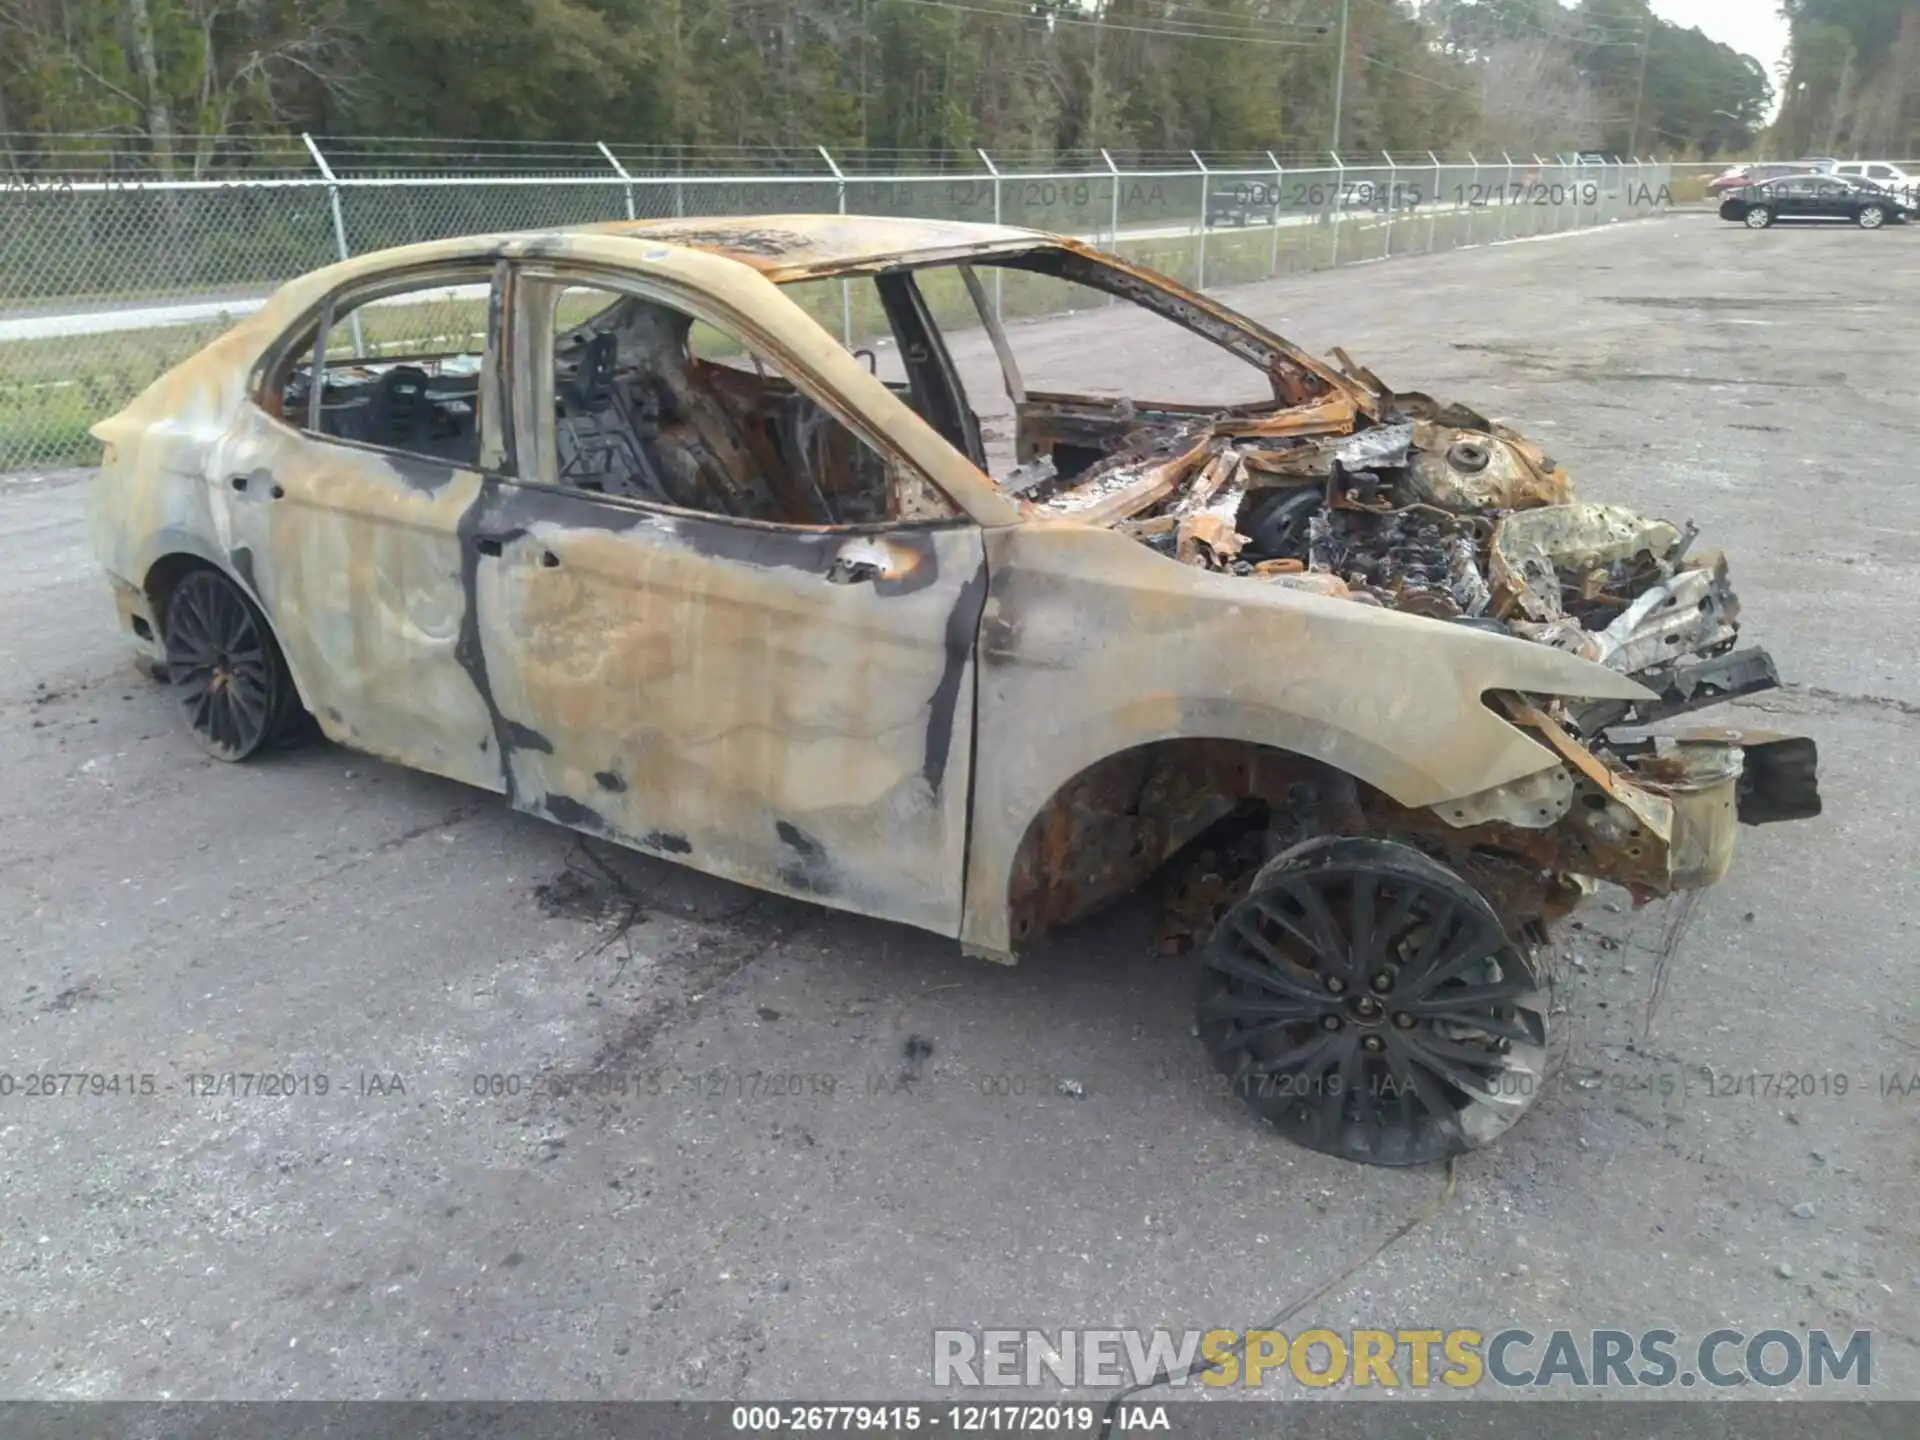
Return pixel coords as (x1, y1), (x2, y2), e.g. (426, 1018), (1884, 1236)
(818, 145), (852, 345)
(1102, 148), (1121, 251)
(596, 141), (636, 220)
(1428, 150), (1441, 249)
(978, 148), (1004, 320)
(1267, 149), (1285, 277)
(1329, 151), (1345, 266)
(1382, 150), (1396, 256)
(1102, 149), (1122, 304)
(302, 132), (362, 354)
(1191, 151), (1210, 291)
(1500, 153), (1514, 239)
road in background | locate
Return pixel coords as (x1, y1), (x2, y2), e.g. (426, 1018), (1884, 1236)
(0, 207), (1465, 343)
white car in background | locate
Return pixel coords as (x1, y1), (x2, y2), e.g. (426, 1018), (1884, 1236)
(1835, 160), (1917, 203)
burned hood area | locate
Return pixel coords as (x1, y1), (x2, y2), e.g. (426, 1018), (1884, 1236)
(1026, 378), (1786, 741)
(1008, 363), (1820, 956)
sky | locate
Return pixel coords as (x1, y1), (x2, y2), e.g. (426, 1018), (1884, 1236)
(1647, 1), (1794, 97)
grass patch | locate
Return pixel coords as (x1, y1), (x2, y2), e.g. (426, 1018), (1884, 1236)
(0, 321), (238, 470)
(1665, 175), (1711, 205)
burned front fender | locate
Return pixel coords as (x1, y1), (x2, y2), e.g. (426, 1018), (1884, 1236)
(958, 523), (1663, 958)
(1396, 697), (1821, 908)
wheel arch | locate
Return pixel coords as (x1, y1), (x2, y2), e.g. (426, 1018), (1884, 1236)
(139, 545), (315, 712)
(987, 734), (1374, 955)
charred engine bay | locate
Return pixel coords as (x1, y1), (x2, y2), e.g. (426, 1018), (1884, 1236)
(1031, 390), (1781, 733)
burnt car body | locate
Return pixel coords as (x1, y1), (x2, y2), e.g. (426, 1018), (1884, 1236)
(88, 216), (1820, 1165)
(1718, 174), (1913, 228)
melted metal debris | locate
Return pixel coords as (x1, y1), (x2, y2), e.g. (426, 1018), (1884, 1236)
(1054, 391), (1748, 694)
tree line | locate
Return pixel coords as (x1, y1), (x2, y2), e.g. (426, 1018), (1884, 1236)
(0, 1), (1901, 178)
(1774, 0), (1920, 159)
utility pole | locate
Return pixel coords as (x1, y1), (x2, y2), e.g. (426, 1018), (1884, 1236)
(1330, 0), (1350, 153)
(1626, 13), (1654, 157)
(1089, 0), (1106, 148)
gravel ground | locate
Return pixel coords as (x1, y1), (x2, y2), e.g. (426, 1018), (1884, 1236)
(1, 210), (1916, 1407)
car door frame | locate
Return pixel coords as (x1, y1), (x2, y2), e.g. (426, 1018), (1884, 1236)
(1756, 179), (1795, 218)
(901, 249), (1355, 476)
(223, 254), (518, 791)
(462, 255), (996, 937)
(1812, 178), (1855, 219)
(1779, 177), (1827, 219)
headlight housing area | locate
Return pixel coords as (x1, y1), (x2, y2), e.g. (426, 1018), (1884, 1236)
(1407, 692), (1820, 903)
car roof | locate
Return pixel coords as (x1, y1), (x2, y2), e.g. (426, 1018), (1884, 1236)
(567, 215), (1051, 282)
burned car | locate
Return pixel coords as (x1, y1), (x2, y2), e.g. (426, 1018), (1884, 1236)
(87, 216), (1819, 1166)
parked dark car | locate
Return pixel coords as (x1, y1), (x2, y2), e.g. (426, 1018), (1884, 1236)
(1718, 173), (1912, 229)
(1206, 180), (1280, 226)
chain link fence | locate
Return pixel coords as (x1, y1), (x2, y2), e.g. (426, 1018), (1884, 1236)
(0, 140), (1674, 474)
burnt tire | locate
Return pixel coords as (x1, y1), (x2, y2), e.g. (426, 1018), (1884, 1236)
(159, 567), (304, 761)
(1195, 836), (1548, 1167)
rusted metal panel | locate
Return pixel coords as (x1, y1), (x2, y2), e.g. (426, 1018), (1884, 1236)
(91, 233), (994, 938)
(472, 501), (986, 933)
(219, 412), (502, 789)
(576, 215), (1048, 281)
(958, 522), (1649, 958)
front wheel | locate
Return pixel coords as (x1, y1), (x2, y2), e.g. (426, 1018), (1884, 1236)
(160, 567), (304, 761)
(1743, 205), (1773, 229)
(1857, 204), (1886, 229)
(1195, 836), (1548, 1167)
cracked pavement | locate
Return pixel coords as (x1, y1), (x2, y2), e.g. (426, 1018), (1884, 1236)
(1, 211), (1916, 1403)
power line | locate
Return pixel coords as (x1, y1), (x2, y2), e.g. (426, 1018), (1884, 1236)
(885, 0), (1331, 48)
(1358, 50), (1650, 129)
(1362, 0), (1644, 49)
(1359, 50), (1481, 100)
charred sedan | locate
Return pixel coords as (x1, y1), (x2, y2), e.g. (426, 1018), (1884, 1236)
(88, 216), (1820, 1165)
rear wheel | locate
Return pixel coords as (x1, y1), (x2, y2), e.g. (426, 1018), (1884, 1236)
(160, 567), (303, 761)
(1857, 204), (1886, 229)
(1195, 836), (1548, 1167)
(1743, 205), (1773, 229)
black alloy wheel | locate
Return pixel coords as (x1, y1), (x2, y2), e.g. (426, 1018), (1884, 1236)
(160, 567), (300, 761)
(1195, 836), (1548, 1167)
